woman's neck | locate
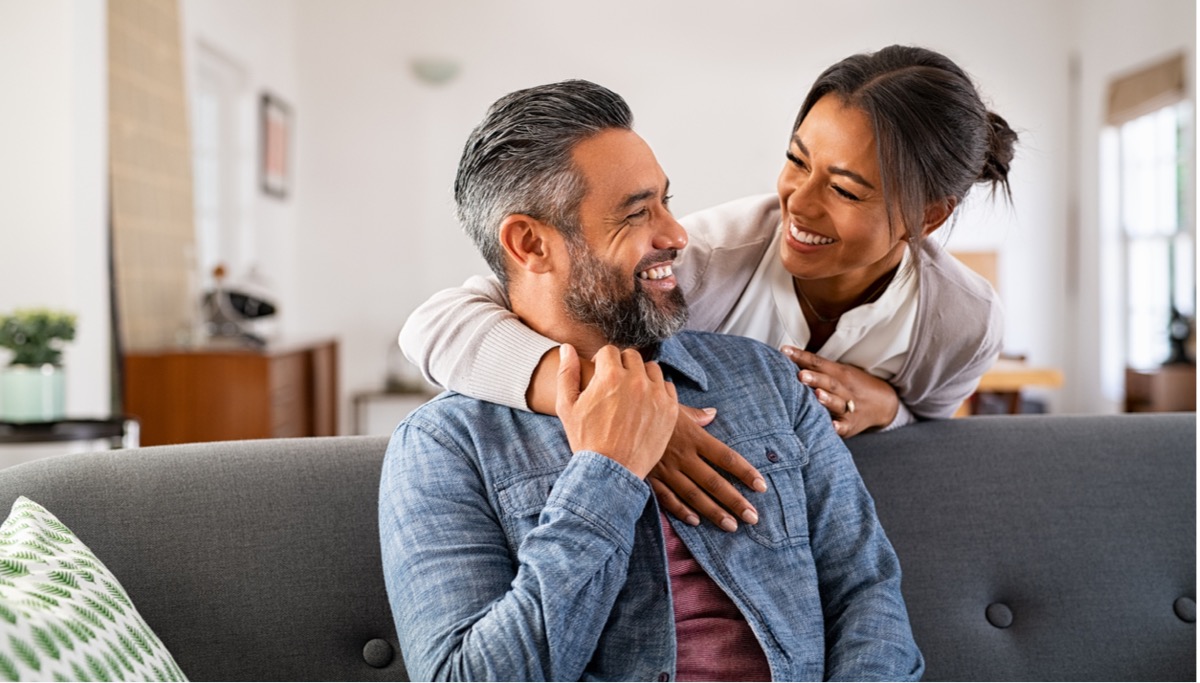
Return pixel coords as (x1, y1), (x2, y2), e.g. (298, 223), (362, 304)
(793, 243), (907, 327)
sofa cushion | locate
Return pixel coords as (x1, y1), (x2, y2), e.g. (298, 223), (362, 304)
(0, 497), (187, 682)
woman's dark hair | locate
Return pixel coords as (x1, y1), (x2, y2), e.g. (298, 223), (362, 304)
(795, 45), (1018, 253)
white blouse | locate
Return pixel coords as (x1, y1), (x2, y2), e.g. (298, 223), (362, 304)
(717, 230), (918, 382)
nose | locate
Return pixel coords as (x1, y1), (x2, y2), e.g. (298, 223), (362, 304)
(779, 167), (824, 222)
(653, 212), (688, 251)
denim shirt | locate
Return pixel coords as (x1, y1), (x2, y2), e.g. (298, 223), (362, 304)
(379, 331), (923, 682)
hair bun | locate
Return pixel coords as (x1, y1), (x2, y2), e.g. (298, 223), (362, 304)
(980, 111), (1018, 192)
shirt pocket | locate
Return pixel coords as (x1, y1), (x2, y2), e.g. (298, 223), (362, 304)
(496, 468), (561, 542)
(727, 431), (810, 549)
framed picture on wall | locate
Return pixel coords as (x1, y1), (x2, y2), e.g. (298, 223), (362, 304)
(260, 92), (291, 198)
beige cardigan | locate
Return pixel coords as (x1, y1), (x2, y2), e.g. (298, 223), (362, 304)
(399, 194), (1004, 421)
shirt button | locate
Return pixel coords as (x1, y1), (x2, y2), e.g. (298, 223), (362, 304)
(766, 451), (780, 463)
(658, 673), (669, 681)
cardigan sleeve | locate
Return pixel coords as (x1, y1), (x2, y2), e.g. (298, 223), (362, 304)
(397, 194), (780, 411)
(398, 275), (556, 411)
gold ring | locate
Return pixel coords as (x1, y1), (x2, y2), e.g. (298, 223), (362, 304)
(845, 399), (856, 414)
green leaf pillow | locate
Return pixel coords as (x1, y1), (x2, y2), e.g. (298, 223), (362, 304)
(0, 497), (187, 682)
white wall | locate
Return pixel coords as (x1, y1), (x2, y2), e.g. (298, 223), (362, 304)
(0, 0), (108, 418)
(291, 0), (1086, 420)
(1, 0), (1192, 434)
(179, 0), (300, 339)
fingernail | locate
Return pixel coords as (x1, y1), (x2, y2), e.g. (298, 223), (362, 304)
(741, 509), (758, 525)
(801, 372), (813, 384)
(782, 346), (796, 357)
(686, 514), (700, 526)
(702, 407), (716, 417)
(720, 517), (738, 533)
(817, 390), (829, 403)
(559, 345), (568, 360)
(752, 477), (767, 492)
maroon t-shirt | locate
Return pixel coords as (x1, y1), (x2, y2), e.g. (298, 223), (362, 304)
(661, 514), (772, 681)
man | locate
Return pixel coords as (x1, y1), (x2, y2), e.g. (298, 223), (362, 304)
(379, 79), (922, 681)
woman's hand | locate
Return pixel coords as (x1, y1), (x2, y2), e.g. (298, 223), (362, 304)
(782, 346), (900, 438)
(648, 406), (767, 532)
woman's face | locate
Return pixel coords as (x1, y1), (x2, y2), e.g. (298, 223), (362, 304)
(775, 95), (908, 286)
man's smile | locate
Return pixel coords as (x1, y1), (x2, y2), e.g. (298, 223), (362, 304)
(637, 264), (674, 281)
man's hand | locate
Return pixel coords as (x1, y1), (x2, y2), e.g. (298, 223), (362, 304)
(782, 346), (900, 437)
(649, 407), (767, 532)
(556, 344), (678, 479)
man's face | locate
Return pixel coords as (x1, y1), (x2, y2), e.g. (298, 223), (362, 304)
(560, 129), (689, 348)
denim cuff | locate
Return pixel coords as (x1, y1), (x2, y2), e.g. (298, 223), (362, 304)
(545, 451), (651, 554)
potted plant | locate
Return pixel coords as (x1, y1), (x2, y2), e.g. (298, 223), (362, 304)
(0, 308), (76, 422)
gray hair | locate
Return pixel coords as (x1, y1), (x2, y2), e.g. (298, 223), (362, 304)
(454, 80), (634, 286)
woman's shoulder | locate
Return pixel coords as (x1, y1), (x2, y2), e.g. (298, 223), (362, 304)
(674, 195), (781, 330)
(916, 240), (1005, 343)
(679, 193), (779, 249)
(919, 241), (1002, 309)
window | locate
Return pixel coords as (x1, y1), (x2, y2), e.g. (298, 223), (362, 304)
(1115, 102), (1194, 369)
(1098, 53), (1195, 408)
(189, 44), (251, 290)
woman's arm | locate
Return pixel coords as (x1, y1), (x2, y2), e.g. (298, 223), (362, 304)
(398, 194), (782, 409)
(397, 195), (782, 528)
(399, 275), (557, 411)
(779, 239), (1007, 435)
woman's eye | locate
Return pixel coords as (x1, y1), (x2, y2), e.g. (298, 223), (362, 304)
(785, 151), (807, 170)
(834, 186), (861, 202)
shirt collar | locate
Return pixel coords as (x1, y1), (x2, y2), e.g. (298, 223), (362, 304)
(651, 335), (709, 392)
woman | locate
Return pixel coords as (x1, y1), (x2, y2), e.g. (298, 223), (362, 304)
(400, 45), (1017, 528)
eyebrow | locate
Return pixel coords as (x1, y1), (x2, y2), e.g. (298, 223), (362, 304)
(792, 136), (876, 190)
(617, 178), (671, 212)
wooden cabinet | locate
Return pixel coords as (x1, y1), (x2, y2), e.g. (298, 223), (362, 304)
(1125, 364), (1196, 412)
(124, 339), (338, 446)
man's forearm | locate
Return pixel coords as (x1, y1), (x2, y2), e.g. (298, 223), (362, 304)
(382, 434), (651, 681)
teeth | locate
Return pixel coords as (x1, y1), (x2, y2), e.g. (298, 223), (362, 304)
(789, 224), (836, 245)
(638, 265), (674, 281)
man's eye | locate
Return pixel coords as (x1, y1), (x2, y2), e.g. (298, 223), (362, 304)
(627, 208), (650, 221)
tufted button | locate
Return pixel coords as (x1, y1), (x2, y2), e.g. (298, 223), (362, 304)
(363, 638), (395, 668)
(1174, 597), (1196, 623)
(766, 451), (780, 463)
(985, 603), (1013, 629)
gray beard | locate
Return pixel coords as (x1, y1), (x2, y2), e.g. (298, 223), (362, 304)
(562, 244), (688, 349)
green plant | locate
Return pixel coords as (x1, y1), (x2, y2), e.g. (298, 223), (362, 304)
(0, 309), (77, 367)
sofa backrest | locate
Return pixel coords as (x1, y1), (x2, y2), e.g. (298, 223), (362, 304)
(850, 413), (1195, 681)
(0, 435), (402, 682)
(0, 414), (1192, 681)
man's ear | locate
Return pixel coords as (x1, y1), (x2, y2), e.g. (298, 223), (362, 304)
(499, 214), (560, 275)
(919, 197), (957, 238)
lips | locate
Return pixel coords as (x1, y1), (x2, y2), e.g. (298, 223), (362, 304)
(788, 223), (836, 246)
(638, 264), (673, 281)
(634, 249), (679, 281)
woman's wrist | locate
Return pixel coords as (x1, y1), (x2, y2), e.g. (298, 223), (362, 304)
(527, 346), (593, 416)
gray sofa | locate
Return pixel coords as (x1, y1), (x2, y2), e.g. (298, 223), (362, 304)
(0, 413), (1192, 681)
